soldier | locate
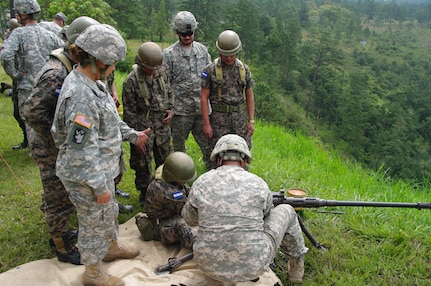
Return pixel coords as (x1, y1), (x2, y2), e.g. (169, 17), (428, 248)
(39, 12), (67, 37)
(122, 42), (175, 203)
(200, 30), (255, 169)
(23, 16), (101, 265)
(182, 134), (308, 284)
(0, 0), (63, 151)
(2, 18), (22, 40)
(138, 151), (197, 249)
(163, 11), (212, 170)
(51, 24), (150, 286)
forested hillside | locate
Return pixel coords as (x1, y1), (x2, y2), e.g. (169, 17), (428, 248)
(3, 0), (431, 182)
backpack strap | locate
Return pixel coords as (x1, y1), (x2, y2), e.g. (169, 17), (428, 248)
(214, 57), (246, 101)
(133, 64), (151, 112)
(50, 48), (73, 73)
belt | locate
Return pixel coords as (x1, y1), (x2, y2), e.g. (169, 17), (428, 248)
(212, 103), (246, 113)
(139, 110), (166, 120)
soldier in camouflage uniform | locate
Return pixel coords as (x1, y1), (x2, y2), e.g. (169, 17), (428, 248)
(201, 30), (255, 169)
(23, 16), (101, 266)
(51, 24), (149, 286)
(0, 0), (63, 150)
(182, 134), (308, 284)
(123, 42), (175, 203)
(163, 11), (212, 170)
(140, 152), (197, 249)
(39, 12), (67, 38)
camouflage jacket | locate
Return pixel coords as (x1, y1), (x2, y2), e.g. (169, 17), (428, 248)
(51, 69), (140, 196)
(182, 165), (273, 281)
(163, 41), (211, 115)
(122, 65), (174, 130)
(24, 49), (73, 135)
(144, 178), (189, 221)
(201, 58), (255, 106)
(0, 23), (63, 90)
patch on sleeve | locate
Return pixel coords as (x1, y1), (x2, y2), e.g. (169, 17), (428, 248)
(201, 71), (208, 79)
(66, 114), (92, 149)
(54, 85), (62, 97)
(173, 190), (184, 200)
(73, 113), (93, 128)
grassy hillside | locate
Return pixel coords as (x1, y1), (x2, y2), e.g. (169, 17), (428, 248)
(0, 66), (430, 284)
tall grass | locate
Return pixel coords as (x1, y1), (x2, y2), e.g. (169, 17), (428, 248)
(0, 68), (430, 285)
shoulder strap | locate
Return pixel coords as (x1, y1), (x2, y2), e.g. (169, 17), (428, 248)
(133, 64), (151, 109)
(214, 58), (246, 101)
(50, 48), (72, 73)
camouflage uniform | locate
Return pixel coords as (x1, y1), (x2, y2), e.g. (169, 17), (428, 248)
(51, 69), (142, 265)
(0, 23), (63, 146)
(163, 41), (212, 169)
(23, 49), (75, 239)
(122, 65), (174, 197)
(39, 21), (62, 37)
(143, 168), (196, 249)
(201, 59), (255, 162)
(182, 165), (308, 282)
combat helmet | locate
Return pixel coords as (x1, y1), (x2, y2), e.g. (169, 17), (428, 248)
(162, 152), (197, 183)
(172, 11), (198, 33)
(135, 42), (163, 70)
(210, 134), (251, 163)
(66, 16), (100, 44)
(14, 0), (41, 15)
(216, 30), (242, 56)
(75, 24), (126, 65)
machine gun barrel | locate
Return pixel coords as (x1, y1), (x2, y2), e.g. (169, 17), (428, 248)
(272, 193), (431, 210)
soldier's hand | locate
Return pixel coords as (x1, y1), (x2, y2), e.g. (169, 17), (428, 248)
(203, 123), (213, 139)
(135, 128), (150, 155)
(96, 190), (111, 204)
(162, 110), (174, 125)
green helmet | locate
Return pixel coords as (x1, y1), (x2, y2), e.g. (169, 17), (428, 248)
(210, 134), (251, 163)
(135, 42), (163, 70)
(216, 30), (242, 56)
(75, 24), (126, 65)
(8, 18), (21, 30)
(14, 0), (41, 14)
(172, 11), (198, 33)
(66, 16), (100, 44)
(162, 152), (197, 183)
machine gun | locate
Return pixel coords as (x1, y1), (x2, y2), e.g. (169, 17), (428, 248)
(272, 189), (431, 250)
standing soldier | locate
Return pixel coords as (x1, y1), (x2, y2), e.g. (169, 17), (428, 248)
(23, 16), (101, 265)
(51, 24), (149, 286)
(138, 151), (197, 249)
(122, 42), (175, 203)
(0, 0), (63, 151)
(39, 12), (67, 37)
(200, 30), (255, 169)
(163, 11), (212, 170)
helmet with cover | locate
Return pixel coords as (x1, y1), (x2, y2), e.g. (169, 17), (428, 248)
(75, 24), (126, 65)
(172, 11), (198, 33)
(210, 134), (251, 163)
(14, 0), (41, 14)
(55, 12), (67, 24)
(8, 18), (21, 30)
(216, 30), (242, 56)
(162, 152), (197, 183)
(135, 42), (163, 70)
(66, 16), (100, 44)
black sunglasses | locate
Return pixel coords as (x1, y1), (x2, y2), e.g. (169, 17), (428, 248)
(179, 31), (194, 37)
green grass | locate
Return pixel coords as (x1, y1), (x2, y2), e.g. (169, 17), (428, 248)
(1, 66), (430, 285)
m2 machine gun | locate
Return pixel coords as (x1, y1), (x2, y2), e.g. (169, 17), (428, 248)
(273, 189), (431, 250)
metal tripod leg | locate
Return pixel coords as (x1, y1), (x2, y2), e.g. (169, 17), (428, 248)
(297, 214), (327, 250)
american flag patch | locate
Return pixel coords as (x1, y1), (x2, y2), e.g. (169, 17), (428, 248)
(173, 190), (184, 200)
(73, 114), (92, 129)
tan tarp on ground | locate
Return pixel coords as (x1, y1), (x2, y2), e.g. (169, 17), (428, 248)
(0, 214), (282, 286)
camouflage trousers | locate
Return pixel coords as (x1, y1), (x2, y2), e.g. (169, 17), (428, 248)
(61, 179), (119, 265)
(29, 132), (75, 238)
(17, 89), (34, 146)
(264, 204), (309, 260)
(130, 120), (171, 191)
(205, 111), (252, 169)
(11, 88), (27, 144)
(171, 114), (212, 170)
(156, 215), (197, 249)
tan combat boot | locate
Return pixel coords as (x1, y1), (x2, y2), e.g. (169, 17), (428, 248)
(83, 263), (124, 286)
(287, 256), (304, 284)
(102, 240), (139, 262)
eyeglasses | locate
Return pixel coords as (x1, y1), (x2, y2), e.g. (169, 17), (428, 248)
(178, 31), (194, 37)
